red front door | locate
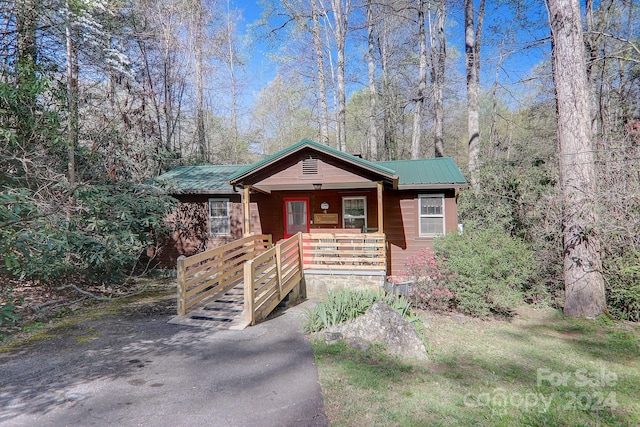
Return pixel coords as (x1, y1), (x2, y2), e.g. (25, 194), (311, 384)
(283, 198), (310, 238)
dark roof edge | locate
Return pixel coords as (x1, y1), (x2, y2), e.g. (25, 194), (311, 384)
(171, 189), (238, 195)
(396, 183), (469, 190)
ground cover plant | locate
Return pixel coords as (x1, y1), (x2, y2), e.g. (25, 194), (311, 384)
(312, 307), (640, 426)
(302, 288), (414, 333)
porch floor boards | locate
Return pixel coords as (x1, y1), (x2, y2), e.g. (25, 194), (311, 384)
(168, 283), (249, 330)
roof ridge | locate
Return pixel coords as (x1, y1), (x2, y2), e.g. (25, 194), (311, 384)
(228, 139), (397, 183)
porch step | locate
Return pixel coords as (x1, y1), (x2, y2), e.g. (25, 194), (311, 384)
(168, 283), (248, 330)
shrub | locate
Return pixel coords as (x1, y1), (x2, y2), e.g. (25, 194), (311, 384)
(0, 303), (19, 326)
(603, 251), (640, 322)
(433, 228), (538, 316)
(0, 184), (177, 285)
(302, 289), (414, 333)
(395, 248), (456, 312)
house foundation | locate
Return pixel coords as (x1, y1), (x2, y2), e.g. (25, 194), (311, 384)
(303, 270), (386, 299)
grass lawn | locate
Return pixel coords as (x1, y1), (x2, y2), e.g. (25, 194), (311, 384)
(312, 306), (640, 426)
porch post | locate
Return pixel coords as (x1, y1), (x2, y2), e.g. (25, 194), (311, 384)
(377, 181), (384, 233)
(243, 186), (251, 236)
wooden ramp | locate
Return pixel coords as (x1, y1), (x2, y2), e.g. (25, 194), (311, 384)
(172, 233), (307, 328)
(168, 283), (249, 330)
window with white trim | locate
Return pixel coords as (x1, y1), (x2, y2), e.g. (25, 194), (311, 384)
(209, 198), (230, 235)
(342, 196), (367, 230)
(419, 194), (445, 236)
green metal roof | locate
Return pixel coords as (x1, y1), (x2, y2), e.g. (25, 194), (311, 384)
(155, 146), (467, 194)
(377, 158), (468, 187)
(227, 139), (397, 182)
(155, 164), (247, 194)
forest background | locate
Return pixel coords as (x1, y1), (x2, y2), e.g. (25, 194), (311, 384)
(0, 0), (639, 323)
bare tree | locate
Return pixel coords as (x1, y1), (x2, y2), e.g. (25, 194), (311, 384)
(429, 0), (446, 158)
(366, 0), (378, 160)
(311, 0), (330, 145)
(329, 0), (350, 152)
(411, 0), (427, 159)
(546, 0), (606, 317)
(65, 0), (77, 187)
(465, 0), (485, 188)
(191, 0), (207, 160)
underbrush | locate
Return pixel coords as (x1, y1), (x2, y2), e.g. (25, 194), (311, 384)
(0, 275), (175, 348)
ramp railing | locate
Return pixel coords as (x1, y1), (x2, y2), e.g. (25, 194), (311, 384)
(176, 234), (272, 315)
(243, 233), (304, 325)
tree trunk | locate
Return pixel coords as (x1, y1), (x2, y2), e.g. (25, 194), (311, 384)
(226, 0), (240, 163)
(430, 0), (446, 158)
(330, 0), (349, 152)
(411, 0), (427, 159)
(465, 0), (484, 189)
(547, 0), (606, 318)
(194, 0), (206, 160)
(65, 0), (78, 189)
(311, 0), (330, 145)
(366, 0), (378, 160)
(15, 0), (38, 144)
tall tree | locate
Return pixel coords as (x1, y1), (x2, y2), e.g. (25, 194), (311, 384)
(310, 0), (330, 145)
(329, 0), (350, 152)
(191, 0), (207, 160)
(366, 0), (378, 160)
(546, 0), (606, 317)
(65, 0), (78, 192)
(411, 0), (427, 159)
(14, 0), (39, 145)
(429, 0), (446, 158)
(465, 0), (485, 188)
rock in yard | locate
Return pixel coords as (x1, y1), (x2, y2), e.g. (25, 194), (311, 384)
(326, 301), (428, 360)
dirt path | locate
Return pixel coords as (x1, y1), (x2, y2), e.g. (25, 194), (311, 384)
(0, 295), (327, 426)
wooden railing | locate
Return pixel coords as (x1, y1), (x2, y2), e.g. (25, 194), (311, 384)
(176, 234), (272, 315)
(301, 232), (386, 272)
(244, 233), (304, 325)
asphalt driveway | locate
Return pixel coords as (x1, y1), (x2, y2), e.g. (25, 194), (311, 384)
(0, 299), (327, 426)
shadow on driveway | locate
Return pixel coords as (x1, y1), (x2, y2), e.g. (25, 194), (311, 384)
(0, 300), (327, 426)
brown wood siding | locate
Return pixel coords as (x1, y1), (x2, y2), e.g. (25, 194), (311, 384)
(383, 189), (458, 276)
(256, 157), (371, 186)
(244, 148), (388, 186)
(252, 189), (379, 242)
(156, 194), (244, 266)
(158, 187), (460, 274)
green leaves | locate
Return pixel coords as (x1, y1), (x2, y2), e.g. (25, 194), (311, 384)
(0, 304), (19, 326)
(303, 289), (415, 333)
(433, 228), (538, 316)
(0, 184), (177, 285)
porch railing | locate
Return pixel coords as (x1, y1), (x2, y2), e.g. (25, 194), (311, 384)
(244, 233), (304, 325)
(301, 232), (386, 272)
(176, 234), (272, 315)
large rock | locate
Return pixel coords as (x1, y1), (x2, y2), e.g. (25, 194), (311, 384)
(326, 301), (428, 360)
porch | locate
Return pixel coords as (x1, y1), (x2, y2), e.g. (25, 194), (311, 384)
(172, 231), (386, 328)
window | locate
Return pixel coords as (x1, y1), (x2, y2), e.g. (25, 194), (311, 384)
(343, 197), (367, 230)
(209, 198), (230, 235)
(419, 194), (445, 236)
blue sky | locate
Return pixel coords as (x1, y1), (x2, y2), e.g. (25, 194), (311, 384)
(230, 0), (550, 109)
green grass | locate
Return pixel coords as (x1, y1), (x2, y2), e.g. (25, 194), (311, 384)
(312, 306), (640, 426)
